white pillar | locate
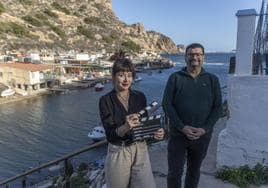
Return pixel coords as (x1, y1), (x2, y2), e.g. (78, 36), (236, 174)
(235, 9), (257, 75)
(217, 9), (268, 168)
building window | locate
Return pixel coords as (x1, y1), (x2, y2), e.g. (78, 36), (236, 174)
(31, 72), (36, 79)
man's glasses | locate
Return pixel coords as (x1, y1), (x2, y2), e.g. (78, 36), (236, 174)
(186, 53), (204, 58)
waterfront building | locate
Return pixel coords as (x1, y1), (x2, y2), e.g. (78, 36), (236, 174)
(0, 63), (52, 94)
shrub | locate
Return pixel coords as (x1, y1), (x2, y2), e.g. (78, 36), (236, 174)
(70, 175), (87, 188)
(22, 15), (42, 27)
(83, 16), (104, 27)
(18, 0), (33, 5)
(77, 162), (88, 172)
(103, 33), (118, 44)
(0, 22), (9, 33)
(110, 32), (119, 40)
(121, 40), (141, 52)
(35, 13), (48, 21)
(95, 3), (104, 11)
(51, 2), (70, 15)
(73, 12), (81, 17)
(102, 35), (113, 44)
(48, 23), (65, 38)
(79, 5), (87, 12)
(0, 2), (5, 14)
(216, 164), (268, 188)
(44, 9), (58, 18)
(0, 22), (29, 37)
(11, 23), (29, 37)
(77, 26), (93, 39)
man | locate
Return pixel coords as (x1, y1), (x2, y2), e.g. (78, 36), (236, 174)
(162, 43), (222, 188)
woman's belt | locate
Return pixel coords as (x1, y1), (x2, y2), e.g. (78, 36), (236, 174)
(110, 140), (144, 147)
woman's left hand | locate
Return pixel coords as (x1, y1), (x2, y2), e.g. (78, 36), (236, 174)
(153, 128), (165, 140)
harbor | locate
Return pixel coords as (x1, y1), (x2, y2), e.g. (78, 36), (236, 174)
(0, 54), (174, 105)
(0, 53), (230, 187)
(1, 0), (268, 187)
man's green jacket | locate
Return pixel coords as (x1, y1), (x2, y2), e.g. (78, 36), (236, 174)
(162, 67), (222, 136)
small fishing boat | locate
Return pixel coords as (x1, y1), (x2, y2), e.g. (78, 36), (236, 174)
(134, 76), (142, 82)
(83, 74), (95, 81)
(88, 126), (106, 141)
(1, 88), (15, 97)
(48, 164), (62, 172)
(32, 179), (53, 188)
(94, 83), (104, 91)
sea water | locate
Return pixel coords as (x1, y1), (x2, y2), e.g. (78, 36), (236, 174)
(0, 53), (233, 186)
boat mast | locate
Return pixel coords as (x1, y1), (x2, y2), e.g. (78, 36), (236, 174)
(253, 0), (265, 74)
(262, 1), (268, 74)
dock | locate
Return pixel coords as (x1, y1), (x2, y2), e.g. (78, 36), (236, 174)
(47, 88), (70, 94)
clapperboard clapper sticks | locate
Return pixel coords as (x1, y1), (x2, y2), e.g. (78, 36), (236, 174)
(131, 101), (162, 142)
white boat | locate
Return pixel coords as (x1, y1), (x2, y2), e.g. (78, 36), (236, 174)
(33, 179), (53, 188)
(1, 88), (15, 97)
(83, 74), (95, 81)
(48, 164), (62, 172)
(95, 83), (104, 91)
(134, 76), (142, 82)
(88, 126), (106, 141)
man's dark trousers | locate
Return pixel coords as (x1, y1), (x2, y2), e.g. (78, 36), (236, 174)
(167, 134), (211, 188)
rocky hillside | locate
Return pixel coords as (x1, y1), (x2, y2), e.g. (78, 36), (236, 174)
(0, 0), (178, 54)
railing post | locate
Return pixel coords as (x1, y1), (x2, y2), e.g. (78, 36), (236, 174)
(22, 176), (26, 188)
(0, 140), (107, 187)
(64, 159), (73, 188)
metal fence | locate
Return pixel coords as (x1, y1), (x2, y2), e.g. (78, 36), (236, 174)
(0, 139), (107, 188)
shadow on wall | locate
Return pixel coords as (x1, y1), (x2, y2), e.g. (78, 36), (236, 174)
(229, 56), (236, 74)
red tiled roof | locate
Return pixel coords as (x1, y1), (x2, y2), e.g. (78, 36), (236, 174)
(0, 63), (52, 71)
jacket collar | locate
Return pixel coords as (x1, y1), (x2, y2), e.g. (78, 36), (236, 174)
(179, 66), (207, 77)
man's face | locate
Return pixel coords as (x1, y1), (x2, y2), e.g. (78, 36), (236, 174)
(185, 47), (204, 69)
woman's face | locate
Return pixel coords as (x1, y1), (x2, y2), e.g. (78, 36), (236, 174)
(113, 71), (133, 91)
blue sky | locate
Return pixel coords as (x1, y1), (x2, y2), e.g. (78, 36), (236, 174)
(112, 0), (263, 52)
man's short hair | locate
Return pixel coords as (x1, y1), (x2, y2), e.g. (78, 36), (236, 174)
(185, 43), (205, 55)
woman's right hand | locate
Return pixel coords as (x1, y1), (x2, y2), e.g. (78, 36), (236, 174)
(125, 113), (140, 130)
(116, 113), (140, 137)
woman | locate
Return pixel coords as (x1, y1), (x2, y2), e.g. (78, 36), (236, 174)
(99, 57), (164, 188)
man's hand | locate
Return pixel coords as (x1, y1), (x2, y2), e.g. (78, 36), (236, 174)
(193, 128), (206, 138)
(182, 126), (206, 140)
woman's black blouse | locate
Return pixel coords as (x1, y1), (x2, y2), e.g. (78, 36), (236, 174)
(99, 89), (147, 143)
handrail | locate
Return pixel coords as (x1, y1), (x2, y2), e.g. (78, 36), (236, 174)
(0, 139), (107, 187)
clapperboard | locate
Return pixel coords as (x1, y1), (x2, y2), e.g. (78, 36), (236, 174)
(138, 101), (160, 118)
(131, 101), (162, 142)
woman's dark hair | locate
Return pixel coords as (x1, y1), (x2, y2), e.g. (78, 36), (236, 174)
(112, 52), (135, 78)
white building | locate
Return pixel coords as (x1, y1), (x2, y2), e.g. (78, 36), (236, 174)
(217, 9), (268, 168)
(76, 53), (89, 61)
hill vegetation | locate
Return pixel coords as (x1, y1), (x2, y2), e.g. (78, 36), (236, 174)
(0, 0), (178, 54)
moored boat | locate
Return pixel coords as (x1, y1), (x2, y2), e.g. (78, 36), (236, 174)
(94, 83), (104, 91)
(88, 126), (106, 142)
(134, 76), (142, 82)
(1, 88), (15, 97)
